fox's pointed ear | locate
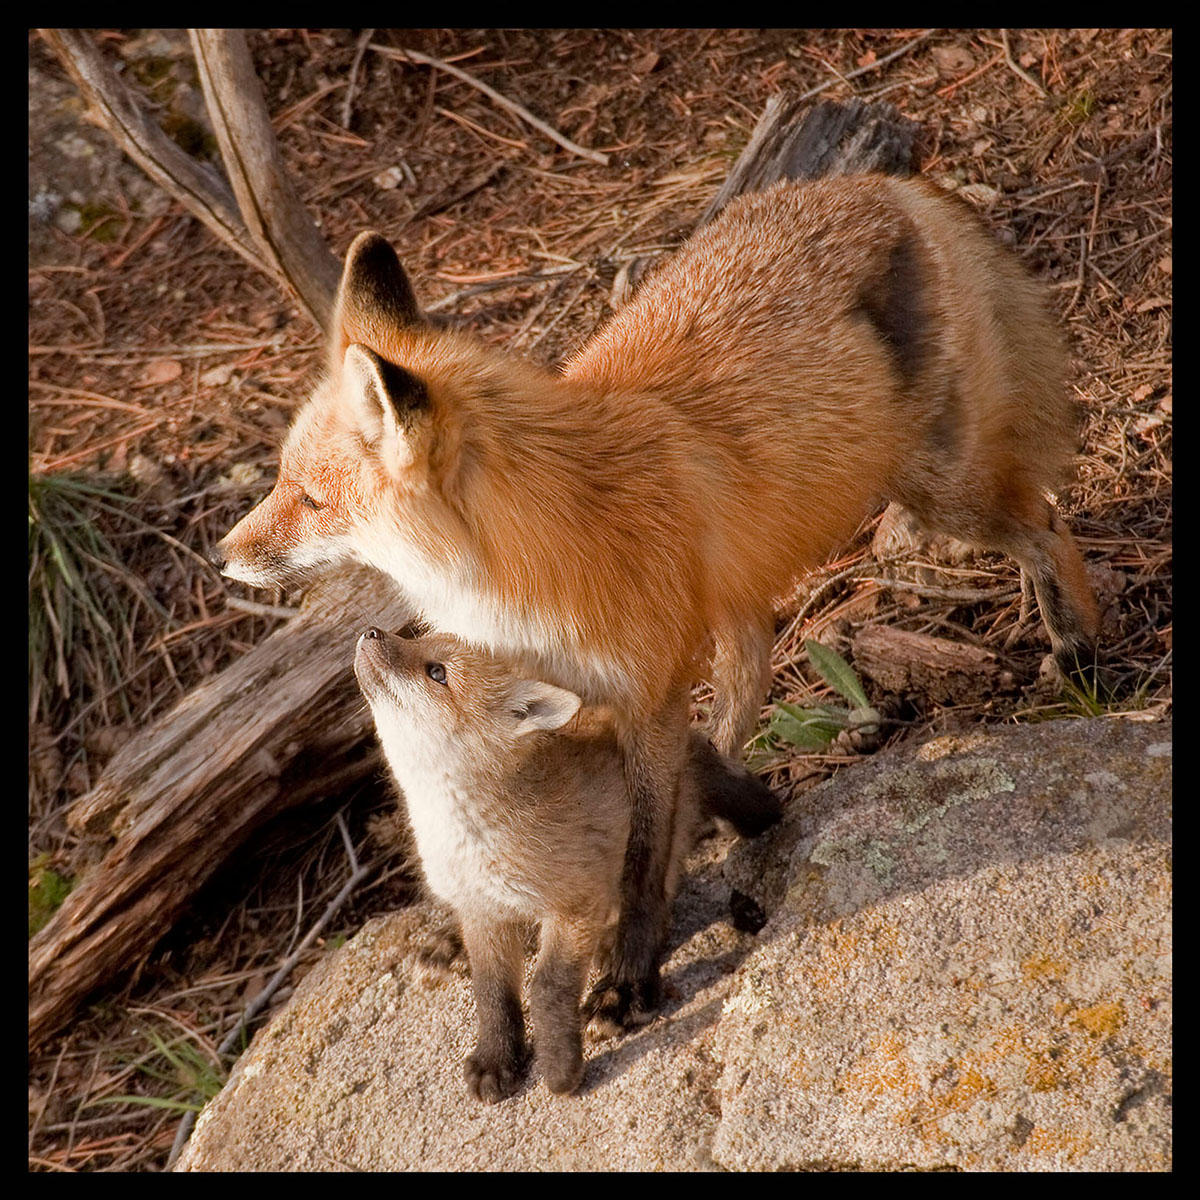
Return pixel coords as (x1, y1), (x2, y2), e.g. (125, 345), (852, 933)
(343, 344), (430, 472)
(508, 679), (582, 735)
(332, 232), (424, 364)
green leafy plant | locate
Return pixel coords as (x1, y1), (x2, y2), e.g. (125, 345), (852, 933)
(1058, 89), (1097, 126)
(768, 639), (881, 752)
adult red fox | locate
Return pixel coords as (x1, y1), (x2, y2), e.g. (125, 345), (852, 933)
(216, 172), (1099, 1028)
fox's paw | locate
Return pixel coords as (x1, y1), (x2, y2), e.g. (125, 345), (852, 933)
(464, 1048), (527, 1104)
(1053, 641), (1102, 687)
(416, 919), (468, 975)
(539, 1047), (585, 1096)
(584, 975), (661, 1039)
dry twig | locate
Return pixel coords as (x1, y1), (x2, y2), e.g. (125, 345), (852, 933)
(1000, 29), (1048, 97)
(369, 43), (610, 165)
(794, 29), (936, 104)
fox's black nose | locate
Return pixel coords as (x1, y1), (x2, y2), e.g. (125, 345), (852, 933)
(363, 627), (383, 640)
(208, 544), (227, 571)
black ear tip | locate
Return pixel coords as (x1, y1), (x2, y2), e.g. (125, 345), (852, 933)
(339, 231), (421, 328)
(345, 231), (399, 271)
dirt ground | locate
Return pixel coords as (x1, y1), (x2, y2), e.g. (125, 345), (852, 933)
(28, 29), (1171, 1171)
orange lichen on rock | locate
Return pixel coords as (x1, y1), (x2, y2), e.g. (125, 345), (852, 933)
(843, 1032), (923, 1103)
(1021, 953), (1070, 982)
(1070, 999), (1127, 1038)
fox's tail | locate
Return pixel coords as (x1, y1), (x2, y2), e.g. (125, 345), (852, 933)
(687, 734), (781, 838)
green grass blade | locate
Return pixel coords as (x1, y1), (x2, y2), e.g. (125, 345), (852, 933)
(85, 1094), (205, 1113)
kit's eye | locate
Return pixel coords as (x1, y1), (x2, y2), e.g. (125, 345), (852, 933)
(299, 492), (323, 511)
(426, 662), (447, 685)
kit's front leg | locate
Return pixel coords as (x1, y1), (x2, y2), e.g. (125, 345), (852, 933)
(531, 915), (602, 1095)
(461, 917), (529, 1103)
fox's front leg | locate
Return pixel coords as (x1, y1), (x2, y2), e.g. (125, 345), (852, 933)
(460, 917), (529, 1103)
(588, 695), (688, 1034)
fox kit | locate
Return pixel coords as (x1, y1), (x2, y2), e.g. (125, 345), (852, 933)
(354, 626), (701, 1100)
(217, 172), (1099, 1029)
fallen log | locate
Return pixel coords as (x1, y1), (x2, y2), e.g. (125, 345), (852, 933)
(29, 567), (414, 1049)
(852, 625), (1017, 705)
(28, 93), (921, 1049)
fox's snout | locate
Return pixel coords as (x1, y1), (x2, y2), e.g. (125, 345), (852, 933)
(354, 626), (404, 688)
(353, 625), (431, 698)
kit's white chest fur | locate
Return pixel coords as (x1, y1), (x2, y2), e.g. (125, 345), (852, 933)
(382, 738), (541, 921)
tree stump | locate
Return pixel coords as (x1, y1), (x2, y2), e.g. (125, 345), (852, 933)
(615, 96), (917, 303)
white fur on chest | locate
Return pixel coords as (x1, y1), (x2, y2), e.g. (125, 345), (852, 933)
(360, 525), (634, 704)
(407, 778), (541, 919)
(375, 720), (541, 920)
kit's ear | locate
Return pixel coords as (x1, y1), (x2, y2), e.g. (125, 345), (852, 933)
(331, 231), (423, 365)
(342, 343), (430, 474)
(507, 678), (583, 735)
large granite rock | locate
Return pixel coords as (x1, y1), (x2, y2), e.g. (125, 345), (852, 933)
(178, 716), (1171, 1171)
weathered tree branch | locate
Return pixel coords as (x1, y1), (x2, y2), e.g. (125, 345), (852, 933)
(189, 29), (341, 330)
(39, 29), (269, 282)
(40, 29), (341, 333)
(852, 625), (1016, 704)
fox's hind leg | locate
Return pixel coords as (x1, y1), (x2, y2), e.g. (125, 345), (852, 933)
(587, 692), (690, 1034)
(1004, 504), (1100, 678)
(709, 610), (775, 758)
(698, 611), (781, 837)
(871, 500), (979, 578)
(896, 486), (1099, 679)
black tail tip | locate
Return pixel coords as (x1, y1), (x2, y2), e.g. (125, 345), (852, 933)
(691, 738), (782, 838)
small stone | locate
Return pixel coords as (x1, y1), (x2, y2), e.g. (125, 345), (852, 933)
(54, 133), (95, 159)
(373, 166), (404, 191)
(53, 207), (82, 234)
(218, 461), (264, 491)
(136, 359), (184, 387)
(200, 364), (236, 388)
(957, 182), (1001, 207)
(127, 454), (165, 488)
(28, 189), (61, 222)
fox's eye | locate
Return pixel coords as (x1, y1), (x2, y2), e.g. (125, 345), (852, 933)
(299, 492), (323, 511)
(426, 662), (447, 685)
